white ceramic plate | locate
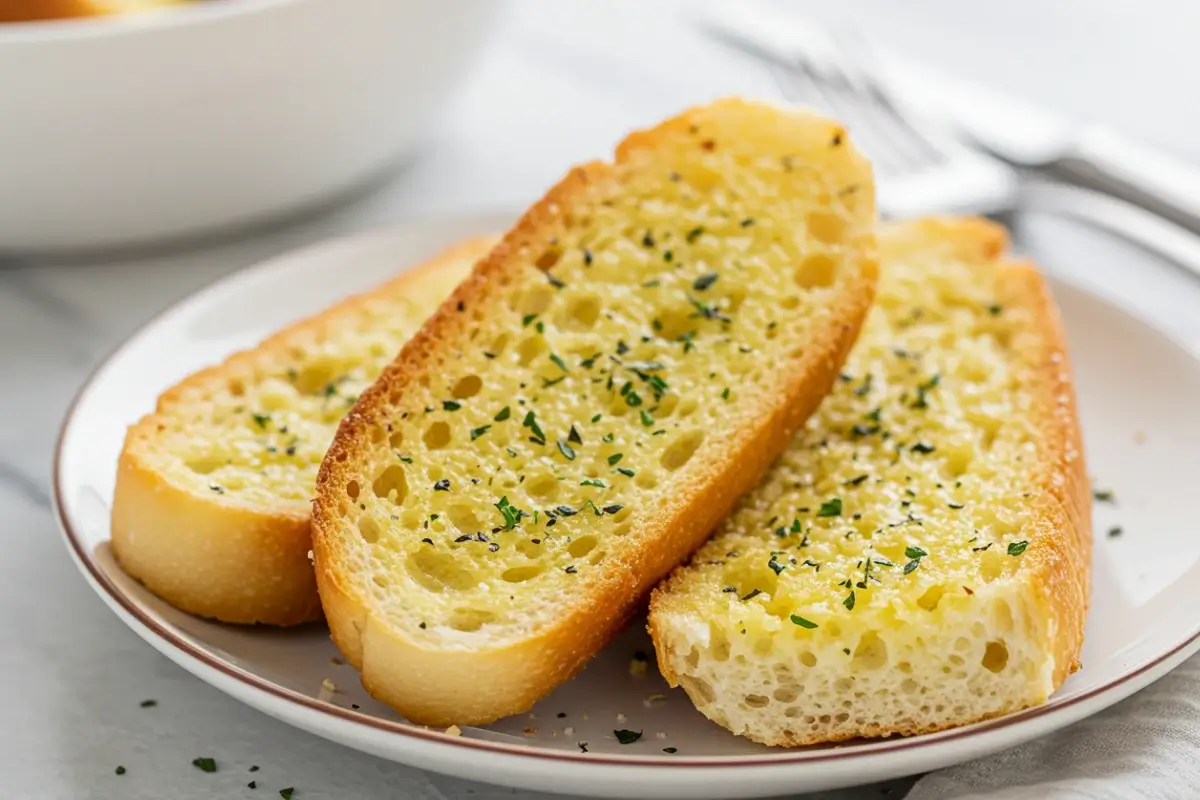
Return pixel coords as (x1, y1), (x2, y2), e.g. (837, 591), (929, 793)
(55, 213), (1200, 798)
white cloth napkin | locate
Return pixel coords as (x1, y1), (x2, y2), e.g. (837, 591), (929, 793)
(905, 656), (1200, 800)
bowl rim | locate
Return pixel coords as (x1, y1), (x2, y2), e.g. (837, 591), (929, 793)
(0, 0), (302, 43)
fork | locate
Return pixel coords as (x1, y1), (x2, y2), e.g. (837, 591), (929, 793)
(706, 10), (1200, 283)
(762, 26), (1018, 220)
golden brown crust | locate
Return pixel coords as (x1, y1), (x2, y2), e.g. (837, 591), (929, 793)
(1002, 258), (1091, 686)
(110, 237), (495, 626)
(650, 216), (1091, 747)
(312, 99), (878, 726)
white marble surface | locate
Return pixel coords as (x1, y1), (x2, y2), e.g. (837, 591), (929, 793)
(5, 1), (1200, 798)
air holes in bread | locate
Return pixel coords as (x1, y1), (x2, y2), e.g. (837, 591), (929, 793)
(452, 375), (483, 399)
(518, 283), (555, 316)
(372, 465), (408, 505)
(358, 515), (382, 544)
(516, 335), (546, 366)
(563, 293), (602, 329)
(535, 247), (563, 271)
(424, 421), (451, 450)
(501, 564), (545, 583)
(406, 549), (474, 592)
(446, 505), (480, 532)
(982, 640), (1009, 673)
(917, 585), (945, 612)
(449, 608), (495, 633)
(806, 211), (846, 245)
(567, 535), (597, 558)
(660, 430), (704, 471)
(525, 472), (559, 499)
(795, 253), (837, 289)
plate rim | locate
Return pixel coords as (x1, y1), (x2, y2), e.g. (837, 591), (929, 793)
(52, 212), (1200, 770)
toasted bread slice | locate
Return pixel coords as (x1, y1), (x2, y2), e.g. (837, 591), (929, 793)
(311, 99), (878, 726)
(649, 218), (1090, 747)
(111, 237), (495, 625)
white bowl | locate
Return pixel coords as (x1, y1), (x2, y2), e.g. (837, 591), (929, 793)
(0, 0), (505, 253)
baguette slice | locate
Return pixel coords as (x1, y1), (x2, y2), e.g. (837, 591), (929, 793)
(649, 217), (1090, 747)
(111, 237), (495, 625)
(311, 99), (879, 726)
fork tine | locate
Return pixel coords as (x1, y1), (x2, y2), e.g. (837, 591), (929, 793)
(769, 61), (913, 176)
(822, 26), (946, 165)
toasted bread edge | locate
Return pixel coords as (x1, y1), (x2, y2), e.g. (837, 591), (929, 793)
(110, 236), (497, 626)
(311, 99), (879, 726)
(648, 217), (1091, 746)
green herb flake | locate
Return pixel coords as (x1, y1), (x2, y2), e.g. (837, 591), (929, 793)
(1108, 526), (1123, 538)
(767, 556), (786, 575)
(398, 455), (413, 463)
(902, 559), (921, 575)
(843, 590), (856, 611)
(557, 439), (577, 461)
(614, 729), (643, 745)
(549, 353), (569, 373)
(663, 747), (678, 754)
(790, 614), (818, 629)
(904, 545), (928, 560)
(494, 497), (523, 531)
(581, 478), (607, 488)
(115, 766), (126, 776)
(817, 498), (843, 518)
(494, 406), (511, 422)
(721, 387), (730, 401)
(1007, 541), (1030, 556)
(913, 374), (941, 409)
(139, 699), (156, 708)
(615, 467), (636, 477)
(988, 303), (1003, 316)
(686, 226), (704, 243)
(523, 411), (546, 444)
(522, 313), (538, 327)
(640, 409), (655, 427)
(1093, 488), (1115, 503)
(251, 412), (271, 429)
(192, 757), (217, 773)
(279, 790), (295, 799)
(468, 425), (491, 442)
(692, 272), (719, 291)
(608, 453), (623, 466)
(685, 293), (731, 322)
(442, 400), (461, 412)
(911, 442), (936, 454)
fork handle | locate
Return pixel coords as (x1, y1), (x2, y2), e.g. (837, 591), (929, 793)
(1056, 129), (1200, 236)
